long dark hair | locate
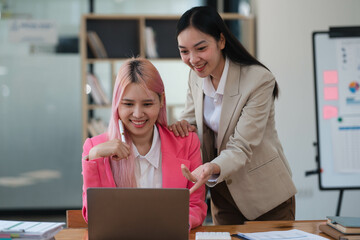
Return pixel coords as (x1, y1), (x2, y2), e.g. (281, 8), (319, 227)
(176, 6), (278, 98)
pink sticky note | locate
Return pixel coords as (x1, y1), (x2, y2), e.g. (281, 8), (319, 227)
(323, 70), (338, 84)
(324, 87), (338, 100)
(323, 105), (338, 119)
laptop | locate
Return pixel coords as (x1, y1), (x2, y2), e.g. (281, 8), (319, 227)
(87, 188), (189, 240)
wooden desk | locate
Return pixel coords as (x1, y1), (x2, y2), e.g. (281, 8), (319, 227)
(55, 220), (333, 240)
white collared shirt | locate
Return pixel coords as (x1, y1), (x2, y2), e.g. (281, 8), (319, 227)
(203, 58), (229, 184)
(203, 57), (229, 137)
(133, 125), (162, 188)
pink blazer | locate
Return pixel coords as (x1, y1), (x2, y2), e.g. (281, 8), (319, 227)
(81, 124), (207, 229)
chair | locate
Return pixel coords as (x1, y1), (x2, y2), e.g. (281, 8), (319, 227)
(66, 210), (88, 228)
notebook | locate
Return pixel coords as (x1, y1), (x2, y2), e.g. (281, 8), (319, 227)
(87, 188), (189, 240)
(327, 216), (360, 234)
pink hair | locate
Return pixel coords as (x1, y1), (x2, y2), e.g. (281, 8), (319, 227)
(107, 57), (167, 187)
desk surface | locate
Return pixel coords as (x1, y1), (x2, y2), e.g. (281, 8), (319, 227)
(55, 220), (333, 240)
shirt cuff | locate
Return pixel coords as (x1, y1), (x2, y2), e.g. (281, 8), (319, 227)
(207, 174), (219, 183)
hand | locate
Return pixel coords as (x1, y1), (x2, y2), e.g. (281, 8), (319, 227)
(89, 139), (130, 161)
(168, 120), (197, 137)
(181, 163), (220, 194)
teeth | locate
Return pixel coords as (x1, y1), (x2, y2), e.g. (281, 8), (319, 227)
(193, 64), (205, 69)
(132, 120), (146, 125)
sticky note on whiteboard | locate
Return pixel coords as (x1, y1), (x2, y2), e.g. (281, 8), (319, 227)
(324, 87), (338, 100)
(323, 105), (338, 119)
(323, 70), (338, 84)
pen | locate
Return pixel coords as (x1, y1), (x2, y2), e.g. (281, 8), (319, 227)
(231, 233), (252, 240)
(118, 119), (126, 142)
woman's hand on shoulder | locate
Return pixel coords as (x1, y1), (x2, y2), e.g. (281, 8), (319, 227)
(88, 139), (130, 161)
(168, 120), (197, 137)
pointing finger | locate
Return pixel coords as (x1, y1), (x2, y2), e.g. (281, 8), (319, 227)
(189, 179), (205, 195)
(181, 164), (197, 183)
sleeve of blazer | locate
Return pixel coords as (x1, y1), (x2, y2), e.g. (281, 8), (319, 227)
(211, 70), (276, 183)
(179, 70), (197, 126)
(187, 132), (207, 229)
(81, 137), (104, 223)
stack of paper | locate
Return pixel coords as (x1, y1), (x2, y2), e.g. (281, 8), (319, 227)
(234, 229), (328, 240)
(0, 220), (65, 240)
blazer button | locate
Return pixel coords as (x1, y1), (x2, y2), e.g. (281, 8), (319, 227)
(226, 179), (232, 185)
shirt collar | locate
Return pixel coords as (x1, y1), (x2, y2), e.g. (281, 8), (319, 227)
(203, 57), (229, 97)
(132, 125), (161, 169)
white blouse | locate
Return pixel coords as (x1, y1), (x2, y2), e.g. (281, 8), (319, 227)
(133, 126), (162, 188)
(203, 57), (229, 138)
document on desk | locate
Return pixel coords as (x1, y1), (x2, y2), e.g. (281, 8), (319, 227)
(234, 229), (328, 240)
(0, 220), (65, 239)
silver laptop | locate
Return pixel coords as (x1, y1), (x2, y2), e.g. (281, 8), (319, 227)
(87, 188), (189, 240)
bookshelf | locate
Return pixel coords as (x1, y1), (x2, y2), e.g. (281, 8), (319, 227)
(80, 14), (255, 142)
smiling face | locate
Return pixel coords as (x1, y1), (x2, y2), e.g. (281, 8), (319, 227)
(118, 83), (163, 143)
(177, 26), (226, 80)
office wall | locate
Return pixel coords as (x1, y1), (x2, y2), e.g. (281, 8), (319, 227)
(0, 1), (85, 209)
(254, 0), (360, 219)
(0, 55), (82, 209)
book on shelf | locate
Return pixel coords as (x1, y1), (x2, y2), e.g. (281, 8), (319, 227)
(86, 31), (108, 58)
(327, 216), (360, 234)
(88, 118), (108, 137)
(144, 26), (159, 58)
(0, 220), (65, 240)
(320, 224), (360, 240)
(86, 73), (111, 105)
(87, 121), (98, 137)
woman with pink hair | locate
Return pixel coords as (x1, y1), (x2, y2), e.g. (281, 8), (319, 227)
(81, 57), (207, 229)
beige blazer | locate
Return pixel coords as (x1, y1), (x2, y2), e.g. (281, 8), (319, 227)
(180, 60), (297, 220)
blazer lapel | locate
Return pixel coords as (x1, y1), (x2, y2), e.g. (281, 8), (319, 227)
(217, 61), (242, 150)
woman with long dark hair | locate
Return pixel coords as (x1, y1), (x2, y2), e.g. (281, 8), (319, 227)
(169, 6), (297, 225)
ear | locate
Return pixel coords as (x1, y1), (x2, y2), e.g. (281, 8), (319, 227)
(160, 92), (165, 108)
(219, 33), (226, 50)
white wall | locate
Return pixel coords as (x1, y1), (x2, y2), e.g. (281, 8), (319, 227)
(254, 0), (360, 219)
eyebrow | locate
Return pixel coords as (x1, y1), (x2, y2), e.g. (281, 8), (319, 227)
(178, 40), (207, 49)
(121, 98), (155, 102)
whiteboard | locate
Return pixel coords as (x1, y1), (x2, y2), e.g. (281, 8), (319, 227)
(313, 30), (360, 190)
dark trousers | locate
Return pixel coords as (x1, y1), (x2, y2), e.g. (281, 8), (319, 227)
(210, 181), (295, 225)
